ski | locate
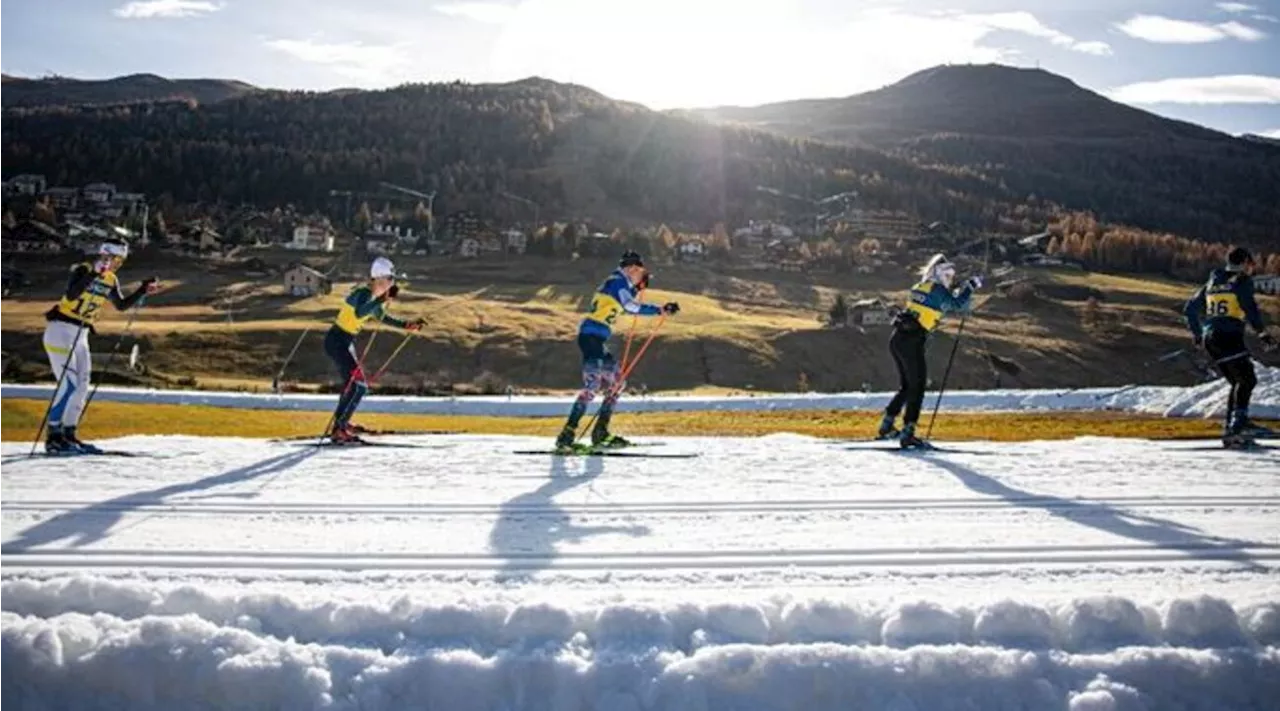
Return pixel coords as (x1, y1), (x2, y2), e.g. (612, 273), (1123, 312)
(269, 428), (458, 443)
(512, 450), (699, 458)
(291, 438), (447, 450)
(3, 450), (156, 462)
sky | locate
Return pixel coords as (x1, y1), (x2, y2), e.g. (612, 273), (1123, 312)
(2, 0), (1279, 137)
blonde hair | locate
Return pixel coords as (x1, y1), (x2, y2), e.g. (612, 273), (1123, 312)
(920, 253), (953, 282)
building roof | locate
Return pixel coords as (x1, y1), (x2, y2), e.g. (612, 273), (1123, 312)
(286, 264), (329, 279)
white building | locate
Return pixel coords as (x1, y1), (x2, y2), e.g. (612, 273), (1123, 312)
(283, 264), (332, 297)
(1255, 275), (1280, 296)
(503, 229), (527, 254)
(5, 174), (46, 196)
(289, 224), (335, 252)
(82, 182), (117, 204)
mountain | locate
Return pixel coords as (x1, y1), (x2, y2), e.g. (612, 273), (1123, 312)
(2, 66), (1277, 247)
(0, 73), (259, 108)
(0, 76), (1029, 231)
(692, 64), (1280, 247)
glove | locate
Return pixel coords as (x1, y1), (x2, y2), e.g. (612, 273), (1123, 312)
(662, 302), (680, 315)
(1261, 332), (1277, 351)
(386, 284), (400, 299)
(405, 317), (426, 332)
(966, 275), (984, 290)
(142, 277), (162, 295)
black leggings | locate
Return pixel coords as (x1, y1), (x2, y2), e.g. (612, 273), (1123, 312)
(1205, 329), (1255, 414)
(885, 325), (928, 425)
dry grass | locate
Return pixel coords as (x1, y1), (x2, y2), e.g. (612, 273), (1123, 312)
(1, 398), (1257, 443)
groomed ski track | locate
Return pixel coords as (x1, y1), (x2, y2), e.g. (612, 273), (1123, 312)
(3, 433), (1279, 709)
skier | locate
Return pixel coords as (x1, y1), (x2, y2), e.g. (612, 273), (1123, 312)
(1184, 246), (1277, 445)
(324, 257), (425, 444)
(878, 254), (982, 449)
(42, 241), (161, 454)
(554, 250), (678, 451)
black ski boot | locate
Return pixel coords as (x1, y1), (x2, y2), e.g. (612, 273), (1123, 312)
(44, 426), (75, 455)
(62, 426), (103, 454)
(898, 423), (929, 450)
(876, 414), (900, 440)
(555, 425), (577, 452)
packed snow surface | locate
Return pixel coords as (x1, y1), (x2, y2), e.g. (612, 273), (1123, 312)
(3, 433), (1278, 709)
(4, 360), (1279, 418)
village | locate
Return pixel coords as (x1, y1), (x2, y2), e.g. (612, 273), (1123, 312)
(5, 173), (1279, 330)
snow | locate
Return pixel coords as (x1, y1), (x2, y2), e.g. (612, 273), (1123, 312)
(4, 361), (1279, 418)
(3, 433), (1279, 708)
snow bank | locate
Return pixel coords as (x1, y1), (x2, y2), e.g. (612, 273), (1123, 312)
(4, 368), (1277, 419)
(3, 577), (1279, 710)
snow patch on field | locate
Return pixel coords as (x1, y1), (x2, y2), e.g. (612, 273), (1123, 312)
(4, 364), (1278, 419)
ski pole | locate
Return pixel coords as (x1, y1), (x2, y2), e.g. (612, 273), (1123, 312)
(319, 346), (371, 442)
(368, 332), (415, 383)
(924, 312), (967, 441)
(575, 313), (668, 443)
(273, 328), (312, 393)
(360, 329), (379, 364)
(617, 286), (646, 375)
(30, 321), (89, 455)
(80, 294), (148, 420)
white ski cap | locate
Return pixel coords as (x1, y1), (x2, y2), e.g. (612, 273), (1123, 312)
(98, 241), (129, 258)
(370, 257), (396, 279)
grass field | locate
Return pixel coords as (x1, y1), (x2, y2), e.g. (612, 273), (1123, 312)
(1, 398), (1260, 443)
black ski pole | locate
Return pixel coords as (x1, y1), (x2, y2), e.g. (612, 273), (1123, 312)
(30, 321), (89, 455)
(80, 294), (148, 420)
(924, 314), (967, 441)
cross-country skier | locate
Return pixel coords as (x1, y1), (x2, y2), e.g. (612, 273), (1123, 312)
(324, 257), (425, 444)
(42, 241), (161, 454)
(878, 253), (982, 449)
(1184, 246), (1277, 445)
(554, 250), (678, 451)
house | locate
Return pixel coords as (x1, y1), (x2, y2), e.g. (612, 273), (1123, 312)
(289, 224), (335, 252)
(848, 298), (895, 327)
(283, 264), (332, 297)
(5, 174), (46, 196)
(503, 228), (527, 255)
(82, 183), (117, 204)
(183, 222), (223, 252)
(43, 187), (80, 210)
(676, 236), (706, 260)
(110, 192), (146, 218)
(733, 221), (794, 253)
(1255, 275), (1280, 296)
(1019, 231), (1054, 250)
(458, 237), (480, 258)
(365, 236), (394, 256)
(1, 220), (65, 253)
(842, 209), (919, 239)
(477, 233), (504, 254)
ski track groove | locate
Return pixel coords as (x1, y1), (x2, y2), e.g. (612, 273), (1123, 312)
(4, 495), (1276, 518)
(5, 541), (1277, 574)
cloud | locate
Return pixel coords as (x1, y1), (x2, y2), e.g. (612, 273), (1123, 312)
(264, 38), (410, 84)
(1108, 75), (1280, 104)
(1215, 2), (1255, 13)
(423, 2), (1109, 107)
(435, 2), (516, 24)
(961, 11), (1111, 54)
(112, 0), (221, 18)
(1114, 14), (1266, 43)
(1257, 128), (1280, 138)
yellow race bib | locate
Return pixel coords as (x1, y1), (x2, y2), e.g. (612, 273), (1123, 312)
(905, 281), (942, 331)
(55, 266), (117, 324)
(586, 293), (623, 329)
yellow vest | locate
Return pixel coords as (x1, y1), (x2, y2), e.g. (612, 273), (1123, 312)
(905, 281), (943, 331)
(1205, 281), (1245, 321)
(333, 285), (381, 335)
(55, 265), (118, 325)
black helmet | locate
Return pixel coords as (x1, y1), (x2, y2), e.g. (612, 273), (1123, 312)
(619, 250), (644, 268)
(1227, 246), (1253, 267)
